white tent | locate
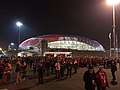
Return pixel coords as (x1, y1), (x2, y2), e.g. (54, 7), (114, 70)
(18, 51), (33, 57)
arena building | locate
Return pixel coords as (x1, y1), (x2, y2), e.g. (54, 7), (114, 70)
(19, 34), (105, 54)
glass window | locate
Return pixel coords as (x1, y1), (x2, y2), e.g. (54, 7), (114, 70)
(48, 40), (96, 50)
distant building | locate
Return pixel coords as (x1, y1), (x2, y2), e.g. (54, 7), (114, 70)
(8, 43), (17, 50)
(19, 34), (105, 55)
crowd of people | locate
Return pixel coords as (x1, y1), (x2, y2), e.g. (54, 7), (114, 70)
(0, 55), (79, 84)
(0, 55), (119, 89)
(83, 59), (118, 90)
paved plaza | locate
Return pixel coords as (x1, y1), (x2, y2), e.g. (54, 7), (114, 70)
(0, 66), (120, 90)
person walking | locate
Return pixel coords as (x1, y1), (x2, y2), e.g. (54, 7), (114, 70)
(96, 66), (109, 90)
(37, 62), (45, 84)
(55, 60), (61, 79)
(15, 61), (22, 85)
(33, 60), (37, 76)
(21, 61), (27, 80)
(66, 60), (72, 78)
(2, 62), (12, 83)
(73, 59), (78, 74)
(111, 60), (117, 82)
(0, 62), (4, 79)
(60, 61), (65, 78)
(83, 66), (97, 90)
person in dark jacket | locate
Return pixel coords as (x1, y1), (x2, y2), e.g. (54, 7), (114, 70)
(83, 66), (97, 90)
(21, 61), (27, 80)
(60, 61), (65, 77)
(66, 60), (72, 78)
(15, 61), (22, 84)
(37, 63), (45, 84)
(111, 61), (117, 82)
(0, 63), (5, 79)
(33, 61), (37, 75)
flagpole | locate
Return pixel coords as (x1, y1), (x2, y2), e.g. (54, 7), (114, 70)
(116, 33), (118, 57)
(109, 33), (112, 57)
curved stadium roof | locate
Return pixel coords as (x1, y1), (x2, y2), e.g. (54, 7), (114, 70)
(19, 34), (105, 51)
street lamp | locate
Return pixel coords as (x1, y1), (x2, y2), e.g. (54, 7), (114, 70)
(107, 0), (120, 5)
(0, 48), (6, 55)
(106, 0), (120, 57)
(16, 21), (23, 45)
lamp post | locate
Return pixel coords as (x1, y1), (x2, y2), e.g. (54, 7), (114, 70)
(16, 21), (23, 45)
(109, 33), (112, 57)
(106, 0), (120, 57)
(112, 3), (117, 57)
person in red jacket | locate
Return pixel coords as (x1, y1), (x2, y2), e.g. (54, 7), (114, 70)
(96, 66), (109, 90)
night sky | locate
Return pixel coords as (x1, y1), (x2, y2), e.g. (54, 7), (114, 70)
(0, 0), (120, 50)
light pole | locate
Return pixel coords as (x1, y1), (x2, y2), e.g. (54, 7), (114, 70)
(16, 21), (23, 46)
(109, 33), (112, 57)
(106, 0), (120, 57)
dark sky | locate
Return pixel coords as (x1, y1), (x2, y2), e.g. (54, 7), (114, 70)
(0, 0), (120, 50)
